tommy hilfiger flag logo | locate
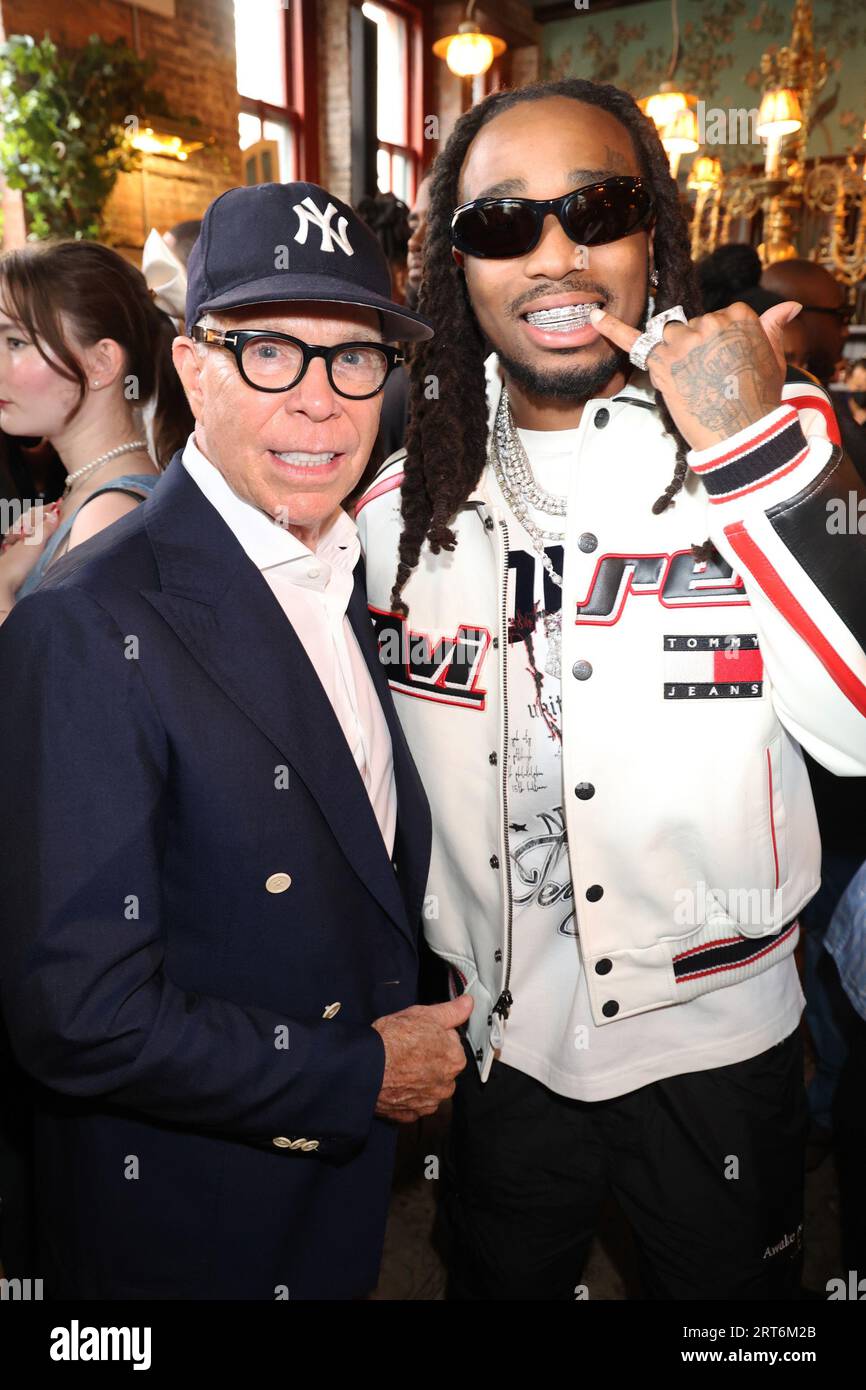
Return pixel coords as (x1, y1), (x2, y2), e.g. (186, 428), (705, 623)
(664, 634), (763, 699)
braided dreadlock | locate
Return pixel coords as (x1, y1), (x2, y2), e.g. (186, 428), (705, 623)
(390, 78), (706, 614)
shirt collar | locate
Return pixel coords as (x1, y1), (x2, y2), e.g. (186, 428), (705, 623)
(469, 352), (657, 504)
(181, 433), (359, 573)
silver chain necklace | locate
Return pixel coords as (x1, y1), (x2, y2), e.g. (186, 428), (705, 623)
(490, 385), (565, 678)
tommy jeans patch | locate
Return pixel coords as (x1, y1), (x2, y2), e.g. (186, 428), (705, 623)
(663, 633), (763, 700)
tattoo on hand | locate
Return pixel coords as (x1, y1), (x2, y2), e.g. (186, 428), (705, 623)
(668, 325), (778, 435)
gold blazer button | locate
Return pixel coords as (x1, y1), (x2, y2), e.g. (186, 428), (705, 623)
(265, 872), (292, 893)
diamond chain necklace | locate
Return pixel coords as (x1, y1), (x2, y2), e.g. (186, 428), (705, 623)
(490, 384), (567, 676)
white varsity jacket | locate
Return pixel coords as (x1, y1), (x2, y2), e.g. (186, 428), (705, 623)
(357, 362), (866, 1081)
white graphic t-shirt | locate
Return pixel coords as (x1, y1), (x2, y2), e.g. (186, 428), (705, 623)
(486, 423), (804, 1102)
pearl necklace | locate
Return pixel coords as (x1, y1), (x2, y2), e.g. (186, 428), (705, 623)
(63, 440), (149, 495)
(490, 387), (566, 678)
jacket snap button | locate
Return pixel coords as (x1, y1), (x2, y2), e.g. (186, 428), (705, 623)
(595, 958), (612, 975)
(578, 532), (598, 553)
(572, 660), (593, 680)
(266, 872), (292, 893)
(602, 1000), (619, 1018)
(489, 854), (500, 869)
(574, 782), (595, 800)
(494, 949), (503, 962)
(492, 637), (499, 649)
(586, 884), (604, 902)
(475, 1048), (484, 1061)
(484, 516), (495, 530)
(489, 751), (497, 765)
(593, 408), (610, 428)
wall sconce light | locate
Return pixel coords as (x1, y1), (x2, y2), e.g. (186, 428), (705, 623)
(661, 107), (699, 178)
(756, 88), (803, 176)
(640, 86), (691, 131)
(127, 115), (205, 162)
(687, 155), (722, 191)
(433, 2), (506, 78)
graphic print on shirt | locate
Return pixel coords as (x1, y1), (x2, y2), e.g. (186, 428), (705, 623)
(511, 804), (575, 938)
(506, 542), (575, 938)
(508, 544), (563, 744)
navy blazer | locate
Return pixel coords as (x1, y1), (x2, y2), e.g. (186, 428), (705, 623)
(0, 452), (432, 1300)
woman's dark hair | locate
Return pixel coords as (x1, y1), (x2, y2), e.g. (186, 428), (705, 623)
(390, 78), (703, 613)
(696, 242), (762, 313)
(356, 192), (411, 268)
(0, 239), (193, 468)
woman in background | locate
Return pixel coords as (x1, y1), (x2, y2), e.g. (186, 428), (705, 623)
(0, 238), (193, 1280)
(0, 239), (192, 622)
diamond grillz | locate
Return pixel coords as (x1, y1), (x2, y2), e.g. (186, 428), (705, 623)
(524, 302), (601, 331)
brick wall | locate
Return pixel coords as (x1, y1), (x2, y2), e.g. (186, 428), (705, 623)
(318, 0), (351, 203)
(0, 0), (542, 252)
(1, 0), (242, 252)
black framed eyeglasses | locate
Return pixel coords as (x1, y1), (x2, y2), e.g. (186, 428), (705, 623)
(190, 325), (405, 399)
(798, 304), (853, 325)
(450, 175), (655, 260)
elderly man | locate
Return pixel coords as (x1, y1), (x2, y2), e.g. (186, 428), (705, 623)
(0, 182), (471, 1300)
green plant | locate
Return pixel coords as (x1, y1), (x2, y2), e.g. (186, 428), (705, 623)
(0, 32), (171, 241)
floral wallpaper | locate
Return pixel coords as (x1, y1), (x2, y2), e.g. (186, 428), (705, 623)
(542, 0), (866, 164)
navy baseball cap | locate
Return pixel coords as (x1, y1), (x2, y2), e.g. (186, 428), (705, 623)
(185, 181), (433, 342)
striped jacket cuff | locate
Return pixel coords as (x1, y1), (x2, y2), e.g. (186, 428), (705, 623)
(687, 406), (809, 504)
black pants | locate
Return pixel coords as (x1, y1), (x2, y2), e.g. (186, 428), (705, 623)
(439, 1028), (808, 1300)
(833, 1008), (866, 1272)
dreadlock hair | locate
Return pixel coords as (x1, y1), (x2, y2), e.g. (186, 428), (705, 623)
(390, 78), (706, 614)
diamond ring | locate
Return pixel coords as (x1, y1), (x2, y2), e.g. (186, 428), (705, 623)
(628, 305), (688, 371)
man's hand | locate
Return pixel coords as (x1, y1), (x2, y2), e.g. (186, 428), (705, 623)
(589, 300), (802, 452)
(372, 993), (473, 1124)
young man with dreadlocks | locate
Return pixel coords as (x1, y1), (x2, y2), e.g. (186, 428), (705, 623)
(356, 80), (866, 1300)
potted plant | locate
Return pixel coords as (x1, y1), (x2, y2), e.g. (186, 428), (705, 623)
(0, 32), (179, 241)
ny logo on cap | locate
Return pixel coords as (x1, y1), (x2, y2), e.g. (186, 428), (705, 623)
(292, 196), (354, 256)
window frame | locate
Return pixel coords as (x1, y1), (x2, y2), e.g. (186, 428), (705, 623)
(357, 0), (423, 203)
(235, 0), (319, 183)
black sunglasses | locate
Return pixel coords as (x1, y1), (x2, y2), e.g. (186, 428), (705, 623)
(190, 325), (404, 399)
(450, 176), (655, 260)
